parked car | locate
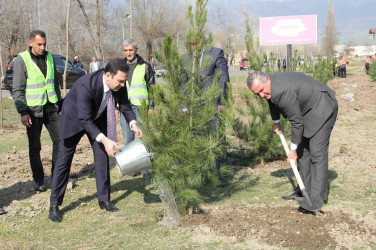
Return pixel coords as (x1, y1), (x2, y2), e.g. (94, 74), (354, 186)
(240, 57), (248, 70)
(154, 65), (167, 78)
(51, 54), (86, 89)
(2, 55), (17, 91)
(2, 54), (86, 93)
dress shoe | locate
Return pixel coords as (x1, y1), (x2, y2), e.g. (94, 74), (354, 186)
(49, 206), (62, 223)
(34, 182), (47, 192)
(0, 207), (7, 215)
(282, 191), (303, 200)
(98, 201), (119, 212)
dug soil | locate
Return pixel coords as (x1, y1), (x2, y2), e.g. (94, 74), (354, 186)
(1, 60), (375, 249)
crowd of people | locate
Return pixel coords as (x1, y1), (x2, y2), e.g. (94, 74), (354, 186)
(1, 29), (339, 222)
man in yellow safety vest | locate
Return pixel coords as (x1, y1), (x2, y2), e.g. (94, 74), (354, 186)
(119, 38), (155, 178)
(12, 30), (62, 192)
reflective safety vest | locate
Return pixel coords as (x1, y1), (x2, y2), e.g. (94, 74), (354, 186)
(19, 50), (58, 106)
(126, 64), (149, 106)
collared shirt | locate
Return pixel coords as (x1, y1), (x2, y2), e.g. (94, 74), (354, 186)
(95, 74), (136, 142)
(127, 58), (138, 65)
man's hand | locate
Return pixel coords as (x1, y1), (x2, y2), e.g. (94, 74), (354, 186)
(100, 137), (120, 158)
(131, 123), (143, 138)
(217, 105), (225, 113)
(273, 122), (284, 135)
(288, 149), (298, 165)
(21, 115), (32, 127)
(148, 108), (153, 115)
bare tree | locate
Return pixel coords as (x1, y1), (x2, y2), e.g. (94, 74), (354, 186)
(321, 0), (339, 57)
(132, 0), (170, 62)
(62, 0), (72, 96)
(75, 0), (105, 60)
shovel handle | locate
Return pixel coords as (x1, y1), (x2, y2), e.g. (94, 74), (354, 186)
(278, 131), (307, 192)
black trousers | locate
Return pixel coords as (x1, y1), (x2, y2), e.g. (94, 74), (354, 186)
(50, 130), (111, 206)
(27, 103), (59, 184)
(297, 99), (338, 201)
(338, 67), (346, 78)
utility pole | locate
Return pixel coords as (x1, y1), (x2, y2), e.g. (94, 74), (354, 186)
(129, 0), (133, 38)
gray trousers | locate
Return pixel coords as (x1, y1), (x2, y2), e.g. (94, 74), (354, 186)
(297, 102), (338, 201)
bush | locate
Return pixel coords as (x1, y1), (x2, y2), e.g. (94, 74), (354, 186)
(312, 55), (334, 84)
(369, 63), (376, 81)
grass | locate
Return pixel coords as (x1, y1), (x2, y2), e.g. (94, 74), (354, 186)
(0, 98), (53, 153)
(1, 63), (376, 248)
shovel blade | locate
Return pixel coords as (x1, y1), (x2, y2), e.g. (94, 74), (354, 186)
(296, 194), (323, 212)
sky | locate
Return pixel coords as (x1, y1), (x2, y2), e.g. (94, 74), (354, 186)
(203, 0), (376, 45)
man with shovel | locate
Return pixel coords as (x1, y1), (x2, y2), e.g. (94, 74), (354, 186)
(246, 70), (338, 211)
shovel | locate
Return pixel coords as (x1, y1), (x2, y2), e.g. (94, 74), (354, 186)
(278, 131), (323, 212)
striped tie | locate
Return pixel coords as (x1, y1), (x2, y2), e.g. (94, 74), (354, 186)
(107, 91), (117, 142)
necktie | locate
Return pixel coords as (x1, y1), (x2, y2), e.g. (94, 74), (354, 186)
(107, 91), (117, 142)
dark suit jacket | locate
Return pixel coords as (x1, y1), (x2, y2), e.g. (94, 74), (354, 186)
(268, 72), (337, 145)
(182, 47), (230, 106)
(59, 69), (135, 140)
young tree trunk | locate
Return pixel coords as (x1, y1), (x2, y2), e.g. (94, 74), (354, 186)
(75, 0), (101, 59)
(62, 0), (71, 96)
(157, 181), (181, 227)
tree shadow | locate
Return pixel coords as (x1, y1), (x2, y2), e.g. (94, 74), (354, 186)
(61, 176), (161, 215)
(196, 150), (261, 204)
(270, 168), (338, 200)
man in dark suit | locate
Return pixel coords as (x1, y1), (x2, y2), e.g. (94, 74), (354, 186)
(181, 44), (230, 187)
(182, 47), (229, 112)
(247, 70), (338, 207)
(49, 58), (142, 223)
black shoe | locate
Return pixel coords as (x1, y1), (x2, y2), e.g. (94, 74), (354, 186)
(34, 182), (47, 192)
(49, 206), (62, 223)
(98, 201), (119, 212)
(0, 207), (7, 215)
(282, 192), (303, 200)
(298, 206), (316, 215)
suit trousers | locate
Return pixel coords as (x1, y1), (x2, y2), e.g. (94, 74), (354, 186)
(27, 102), (59, 184)
(50, 130), (110, 206)
(297, 98), (338, 201)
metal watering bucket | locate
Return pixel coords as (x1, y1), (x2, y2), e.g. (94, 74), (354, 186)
(115, 138), (152, 176)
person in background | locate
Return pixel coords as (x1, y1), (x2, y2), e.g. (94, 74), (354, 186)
(331, 56), (338, 77)
(181, 34), (230, 187)
(277, 59), (281, 71)
(48, 58), (142, 223)
(365, 56), (372, 75)
(89, 57), (101, 73)
(119, 38), (155, 179)
(73, 56), (84, 70)
(282, 58), (287, 71)
(12, 30), (62, 192)
(338, 56), (348, 78)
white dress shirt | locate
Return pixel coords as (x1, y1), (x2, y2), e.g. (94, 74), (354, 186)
(95, 74), (136, 142)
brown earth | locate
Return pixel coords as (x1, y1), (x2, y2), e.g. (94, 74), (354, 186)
(181, 65), (376, 249)
(1, 61), (376, 249)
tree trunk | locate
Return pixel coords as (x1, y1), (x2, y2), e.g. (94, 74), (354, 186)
(157, 181), (181, 227)
(96, 0), (104, 63)
(75, 0), (101, 59)
(146, 39), (153, 63)
(62, 0), (72, 96)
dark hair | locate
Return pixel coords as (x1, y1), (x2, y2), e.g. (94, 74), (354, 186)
(104, 58), (129, 75)
(30, 30), (46, 40)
